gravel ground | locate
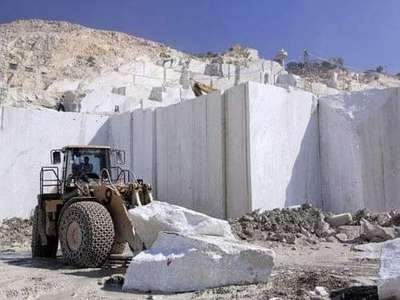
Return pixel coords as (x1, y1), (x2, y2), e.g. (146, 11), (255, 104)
(0, 239), (379, 299)
(0, 216), (380, 299)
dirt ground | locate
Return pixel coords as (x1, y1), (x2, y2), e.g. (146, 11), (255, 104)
(0, 239), (379, 300)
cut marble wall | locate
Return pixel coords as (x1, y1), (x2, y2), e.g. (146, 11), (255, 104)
(121, 82), (321, 219)
(320, 88), (400, 213)
(11, 82), (400, 220)
(0, 106), (109, 219)
(155, 93), (226, 218)
(131, 109), (156, 186)
(225, 83), (321, 217)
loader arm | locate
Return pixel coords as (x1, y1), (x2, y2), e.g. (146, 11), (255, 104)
(93, 185), (137, 249)
(92, 181), (153, 251)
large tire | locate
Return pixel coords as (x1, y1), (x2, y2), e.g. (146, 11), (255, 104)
(31, 206), (58, 258)
(111, 240), (126, 254)
(59, 201), (115, 267)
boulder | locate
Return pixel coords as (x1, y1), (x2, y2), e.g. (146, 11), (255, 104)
(360, 219), (395, 242)
(336, 225), (360, 241)
(123, 232), (275, 293)
(325, 213), (353, 227)
(378, 238), (400, 299)
(311, 286), (329, 298)
(128, 201), (235, 248)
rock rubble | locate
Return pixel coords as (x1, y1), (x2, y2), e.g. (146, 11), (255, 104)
(0, 217), (32, 251)
(229, 204), (333, 244)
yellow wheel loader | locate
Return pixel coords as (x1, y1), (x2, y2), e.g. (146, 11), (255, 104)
(31, 145), (153, 267)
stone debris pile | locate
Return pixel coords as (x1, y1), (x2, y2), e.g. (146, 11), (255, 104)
(352, 208), (400, 227)
(359, 219), (398, 243)
(230, 205), (400, 245)
(229, 204), (334, 244)
(123, 201), (275, 293)
(0, 217), (32, 251)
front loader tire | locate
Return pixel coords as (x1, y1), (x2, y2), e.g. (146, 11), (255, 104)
(111, 241), (126, 254)
(59, 201), (115, 267)
(31, 206), (58, 258)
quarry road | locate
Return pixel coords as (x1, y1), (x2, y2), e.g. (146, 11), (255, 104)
(0, 241), (379, 300)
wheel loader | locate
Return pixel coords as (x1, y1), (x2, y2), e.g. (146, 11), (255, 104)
(31, 145), (153, 267)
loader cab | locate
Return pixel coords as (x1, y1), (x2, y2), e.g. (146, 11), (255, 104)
(46, 145), (127, 195)
(62, 146), (110, 191)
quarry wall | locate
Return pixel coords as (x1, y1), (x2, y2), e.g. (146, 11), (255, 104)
(225, 83), (321, 217)
(107, 109), (155, 186)
(106, 93), (226, 218)
(4, 82), (399, 220)
(320, 88), (400, 213)
(108, 82), (321, 218)
(155, 93), (226, 218)
(247, 83), (321, 211)
(0, 106), (109, 219)
(0, 83), (322, 219)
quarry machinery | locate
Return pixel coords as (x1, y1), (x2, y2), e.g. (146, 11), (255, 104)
(192, 81), (219, 97)
(31, 145), (153, 267)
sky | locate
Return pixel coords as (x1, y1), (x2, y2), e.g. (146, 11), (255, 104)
(1, 0), (400, 73)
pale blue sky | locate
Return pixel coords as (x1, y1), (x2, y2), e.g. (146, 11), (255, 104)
(1, 0), (399, 73)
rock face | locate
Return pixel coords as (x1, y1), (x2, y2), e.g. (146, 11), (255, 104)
(0, 20), (168, 86)
(320, 88), (400, 213)
(0, 20), (178, 110)
(128, 201), (235, 248)
(123, 232), (275, 293)
(0, 20), (285, 112)
(378, 238), (400, 299)
(225, 83), (321, 217)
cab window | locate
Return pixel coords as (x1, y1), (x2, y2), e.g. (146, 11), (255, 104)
(65, 149), (108, 180)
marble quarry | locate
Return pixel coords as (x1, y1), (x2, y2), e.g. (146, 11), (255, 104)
(2, 82), (400, 220)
